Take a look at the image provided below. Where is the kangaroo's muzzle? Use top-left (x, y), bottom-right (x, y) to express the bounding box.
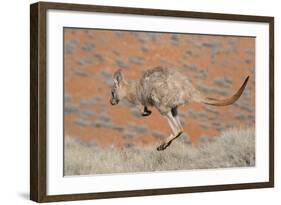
top-left (110, 98), bottom-right (119, 105)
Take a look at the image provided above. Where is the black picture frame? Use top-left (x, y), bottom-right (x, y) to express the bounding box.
top-left (30, 1), bottom-right (274, 202)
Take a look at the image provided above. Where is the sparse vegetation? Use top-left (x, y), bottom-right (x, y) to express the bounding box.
top-left (64, 127), bottom-right (255, 176)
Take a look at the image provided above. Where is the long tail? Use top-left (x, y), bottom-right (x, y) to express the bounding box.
top-left (200, 76), bottom-right (249, 106)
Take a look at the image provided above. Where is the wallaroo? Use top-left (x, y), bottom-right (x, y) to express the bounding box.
top-left (110, 67), bottom-right (249, 151)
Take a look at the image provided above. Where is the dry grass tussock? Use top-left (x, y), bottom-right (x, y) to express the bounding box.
top-left (64, 127), bottom-right (255, 176)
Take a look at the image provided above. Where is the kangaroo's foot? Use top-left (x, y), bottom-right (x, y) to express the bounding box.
top-left (157, 140), bottom-right (172, 151)
top-left (156, 131), bottom-right (183, 151)
top-left (142, 107), bottom-right (152, 117)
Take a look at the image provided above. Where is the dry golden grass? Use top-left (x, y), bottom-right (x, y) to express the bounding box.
top-left (64, 127), bottom-right (255, 176)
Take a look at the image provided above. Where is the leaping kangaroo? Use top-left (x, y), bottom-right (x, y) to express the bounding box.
top-left (110, 67), bottom-right (249, 151)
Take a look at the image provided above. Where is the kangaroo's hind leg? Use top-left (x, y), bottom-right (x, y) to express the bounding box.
top-left (171, 107), bottom-right (183, 130)
top-left (157, 109), bottom-right (183, 151)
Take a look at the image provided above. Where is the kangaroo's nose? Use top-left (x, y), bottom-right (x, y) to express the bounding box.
top-left (110, 98), bottom-right (114, 105)
top-left (110, 98), bottom-right (117, 105)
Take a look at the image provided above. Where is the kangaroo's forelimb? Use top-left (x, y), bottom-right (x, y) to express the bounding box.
top-left (142, 106), bottom-right (152, 117)
top-left (136, 104), bottom-right (152, 117)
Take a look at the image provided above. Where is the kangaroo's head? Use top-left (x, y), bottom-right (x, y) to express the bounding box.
top-left (110, 69), bottom-right (126, 105)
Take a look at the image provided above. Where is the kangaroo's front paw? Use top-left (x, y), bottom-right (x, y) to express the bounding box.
top-left (142, 110), bottom-right (152, 117)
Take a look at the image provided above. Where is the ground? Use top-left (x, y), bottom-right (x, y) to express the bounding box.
top-left (64, 127), bottom-right (255, 175)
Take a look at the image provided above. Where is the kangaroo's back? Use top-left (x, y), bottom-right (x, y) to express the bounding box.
top-left (137, 67), bottom-right (198, 109)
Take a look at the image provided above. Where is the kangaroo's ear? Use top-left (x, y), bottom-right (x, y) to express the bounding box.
top-left (113, 69), bottom-right (123, 85)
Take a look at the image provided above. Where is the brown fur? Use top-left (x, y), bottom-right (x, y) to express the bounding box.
top-left (110, 67), bottom-right (249, 151)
